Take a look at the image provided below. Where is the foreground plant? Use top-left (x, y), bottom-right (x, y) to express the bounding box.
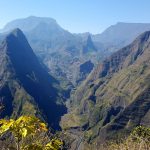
top-left (0, 116), bottom-right (63, 150)
top-left (104, 126), bottom-right (150, 150)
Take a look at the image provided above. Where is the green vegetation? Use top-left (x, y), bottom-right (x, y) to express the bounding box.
top-left (0, 116), bottom-right (63, 150)
top-left (131, 126), bottom-right (150, 141)
top-left (61, 31), bottom-right (150, 142)
top-left (105, 126), bottom-right (150, 150)
top-left (84, 126), bottom-right (150, 150)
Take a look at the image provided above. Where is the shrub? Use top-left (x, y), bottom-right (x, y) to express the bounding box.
top-left (0, 116), bottom-right (63, 150)
top-left (131, 126), bottom-right (150, 141)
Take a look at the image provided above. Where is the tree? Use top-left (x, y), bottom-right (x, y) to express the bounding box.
top-left (0, 116), bottom-right (63, 150)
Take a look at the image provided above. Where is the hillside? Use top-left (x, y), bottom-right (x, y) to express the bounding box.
top-left (0, 28), bottom-right (66, 130)
top-left (61, 31), bottom-right (150, 143)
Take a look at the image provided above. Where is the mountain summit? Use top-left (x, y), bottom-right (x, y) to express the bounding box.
top-left (2, 16), bottom-right (57, 32)
top-left (93, 22), bottom-right (150, 51)
top-left (0, 28), bottom-right (66, 130)
top-left (83, 35), bottom-right (97, 54)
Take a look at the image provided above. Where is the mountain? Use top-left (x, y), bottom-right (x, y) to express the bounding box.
top-left (92, 22), bottom-right (150, 52)
top-left (2, 16), bottom-right (57, 32)
top-left (1, 16), bottom-right (101, 86)
top-left (3, 18), bottom-right (150, 88)
top-left (0, 28), bottom-right (66, 130)
top-left (61, 31), bottom-right (150, 143)
top-left (82, 35), bottom-right (97, 54)
top-left (1, 16), bottom-right (78, 53)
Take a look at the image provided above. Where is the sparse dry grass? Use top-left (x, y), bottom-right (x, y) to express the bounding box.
top-left (87, 138), bottom-right (150, 150)
top-left (88, 126), bottom-right (150, 150)
top-left (104, 138), bottom-right (150, 150)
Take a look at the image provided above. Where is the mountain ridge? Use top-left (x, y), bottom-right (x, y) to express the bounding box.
top-left (61, 30), bottom-right (150, 142)
top-left (2, 17), bottom-right (150, 86)
top-left (0, 28), bottom-right (66, 130)
top-left (92, 22), bottom-right (150, 52)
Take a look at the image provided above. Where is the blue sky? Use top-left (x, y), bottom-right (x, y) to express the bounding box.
top-left (0, 0), bottom-right (150, 34)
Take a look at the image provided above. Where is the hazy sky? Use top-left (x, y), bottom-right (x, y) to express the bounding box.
top-left (0, 0), bottom-right (150, 34)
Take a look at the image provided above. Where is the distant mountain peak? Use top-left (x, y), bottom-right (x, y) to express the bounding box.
top-left (27, 15), bottom-right (56, 20)
top-left (82, 34), bottom-right (97, 54)
top-left (26, 16), bottom-right (57, 24)
top-left (92, 22), bottom-right (150, 52)
top-left (2, 16), bottom-right (58, 33)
